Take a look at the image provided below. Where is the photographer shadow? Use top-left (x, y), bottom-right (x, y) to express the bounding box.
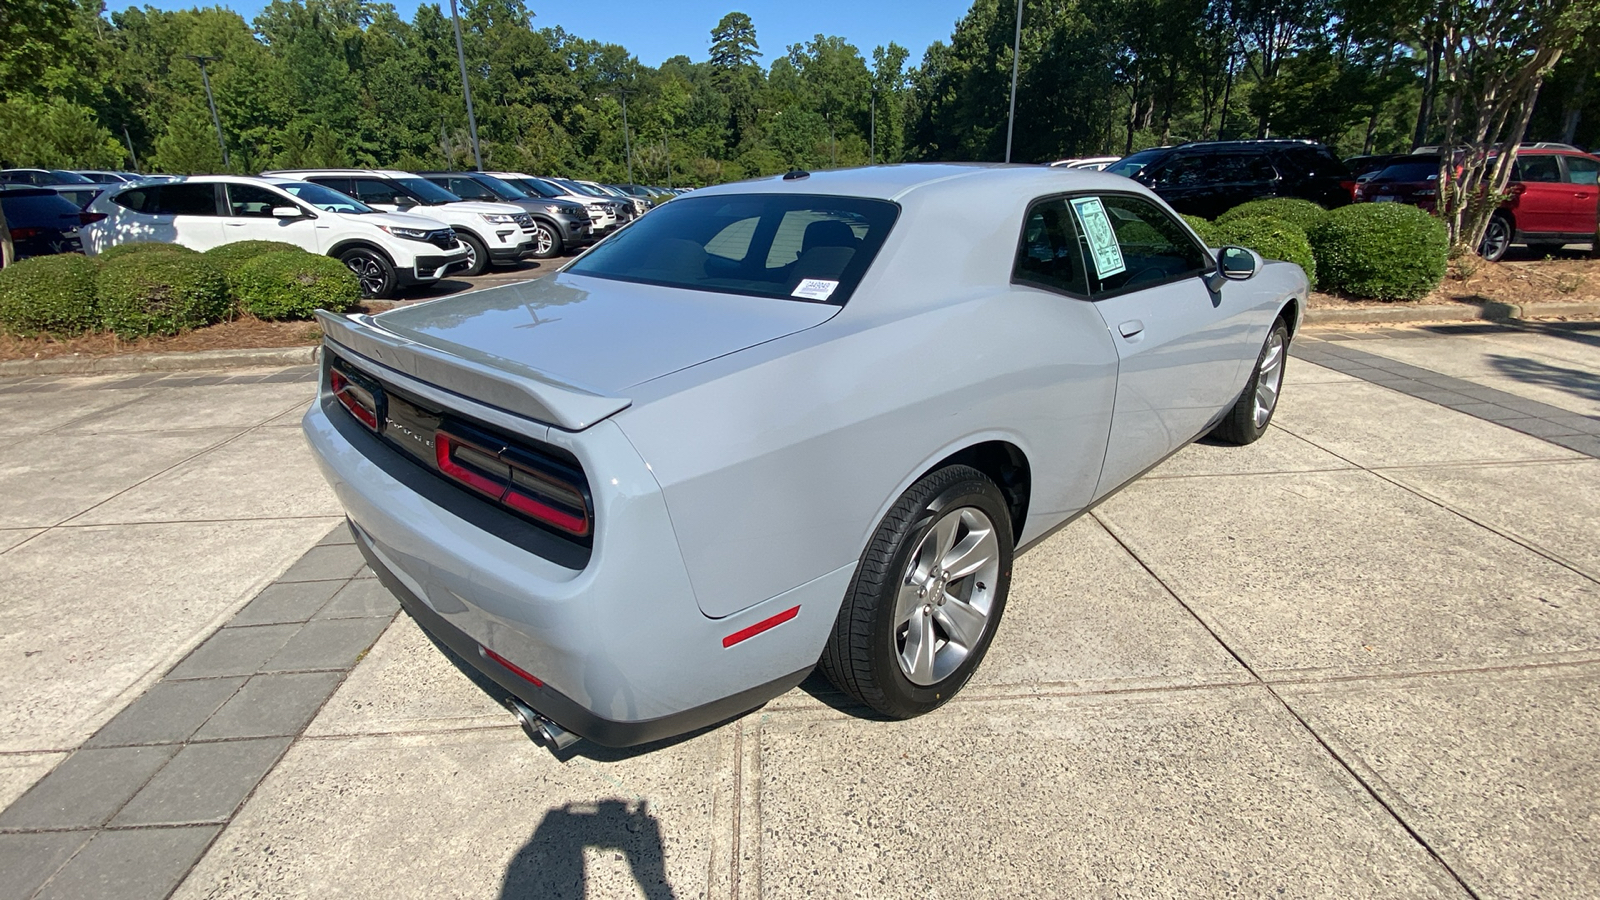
top-left (500, 798), bottom-right (678, 900)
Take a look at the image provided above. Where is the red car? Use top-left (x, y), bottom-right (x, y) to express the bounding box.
top-left (1356, 146), bottom-right (1599, 261)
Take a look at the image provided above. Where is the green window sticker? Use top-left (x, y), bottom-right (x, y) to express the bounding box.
top-left (1069, 197), bottom-right (1126, 279)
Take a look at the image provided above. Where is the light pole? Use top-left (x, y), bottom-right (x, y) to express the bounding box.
top-left (185, 55), bottom-right (229, 170)
top-left (870, 85), bottom-right (877, 165)
top-left (448, 0), bottom-right (482, 170)
top-left (1004, 0), bottom-right (1022, 163)
top-left (598, 90), bottom-right (635, 185)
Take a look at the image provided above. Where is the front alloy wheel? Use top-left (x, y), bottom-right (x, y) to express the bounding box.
top-left (530, 221), bottom-right (562, 259)
top-left (338, 248), bottom-right (395, 299)
top-left (820, 464), bottom-right (1013, 718)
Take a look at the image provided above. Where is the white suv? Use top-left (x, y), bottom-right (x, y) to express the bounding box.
top-left (266, 169), bottom-right (536, 276)
top-left (83, 175), bottom-right (470, 299)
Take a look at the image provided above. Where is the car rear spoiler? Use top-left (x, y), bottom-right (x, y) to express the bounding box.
top-left (316, 311), bottom-right (631, 431)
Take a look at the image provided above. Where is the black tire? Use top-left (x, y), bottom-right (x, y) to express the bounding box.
top-left (1212, 317), bottom-right (1290, 445)
top-left (338, 247), bottom-right (396, 299)
top-left (1479, 214), bottom-right (1513, 263)
top-left (457, 232), bottom-right (490, 276)
top-left (820, 465), bottom-right (1013, 719)
top-left (530, 220), bottom-right (563, 259)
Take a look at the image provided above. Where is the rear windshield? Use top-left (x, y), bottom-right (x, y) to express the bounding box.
top-left (567, 193), bottom-right (899, 305)
top-left (1372, 161), bottom-right (1439, 183)
top-left (1105, 149), bottom-right (1166, 178)
top-left (1, 192), bottom-right (83, 224)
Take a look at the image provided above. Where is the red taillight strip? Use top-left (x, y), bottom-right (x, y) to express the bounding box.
top-left (503, 489), bottom-right (590, 537)
top-left (481, 645), bottom-right (544, 686)
top-left (722, 606), bottom-right (800, 648)
top-left (330, 369), bottom-right (379, 430)
top-left (435, 432), bottom-right (508, 499)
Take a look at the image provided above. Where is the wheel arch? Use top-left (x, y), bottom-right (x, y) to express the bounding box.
top-left (326, 239), bottom-right (395, 265)
top-left (925, 440), bottom-right (1032, 546)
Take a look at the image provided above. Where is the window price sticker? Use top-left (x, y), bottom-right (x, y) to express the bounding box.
top-left (1069, 197), bottom-right (1127, 279)
top-left (792, 278), bottom-right (840, 301)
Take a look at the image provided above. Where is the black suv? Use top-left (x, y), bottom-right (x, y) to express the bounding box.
top-left (419, 171), bottom-right (592, 259)
top-left (0, 187), bottom-right (96, 262)
top-left (1105, 140), bottom-right (1353, 219)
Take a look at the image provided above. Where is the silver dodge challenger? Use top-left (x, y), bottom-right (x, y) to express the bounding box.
top-left (304, 164), bottom-right (1304, 750)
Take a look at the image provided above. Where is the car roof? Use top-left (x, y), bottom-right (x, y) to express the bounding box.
top-left (687, 163), bottom-right (1146, 204)
top-left (262, 169), bottom-right (420, 178)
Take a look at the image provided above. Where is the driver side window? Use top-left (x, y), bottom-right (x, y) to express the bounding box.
top-left (1080, 195), bottom-right (1211, 296)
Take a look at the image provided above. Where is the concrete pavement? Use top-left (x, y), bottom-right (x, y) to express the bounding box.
top-left (2, 322), bottom-right (1599, 898)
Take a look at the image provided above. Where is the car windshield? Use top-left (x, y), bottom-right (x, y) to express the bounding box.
top-left (280, 181), bottom-right (374, 214)
top-left (394, 176), bottom-right (461, 205)
top-left (1373, 161), bottom-right (1439, 183)
top-left (1104, 150), bottom-right (1166, 178)
top-left (567, 193), bottom-right (898, 306)
top-left (48, 169), bottom-right (96, 184)
top-left (556, 179), bottom-right (606, 197)
top-left (513, 178), bottom-right (563, 199)
top-left (473, 174), bottom-right (530, 200)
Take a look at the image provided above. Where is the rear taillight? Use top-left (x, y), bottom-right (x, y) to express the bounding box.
top-left (79, 212), bottom-right (106, 225)
top-left (436, 425), bottom-right (592, 538)
top-left (329, 366), bottom-right (382, 431)
top-left (9, 227), bottom-right (41, 240)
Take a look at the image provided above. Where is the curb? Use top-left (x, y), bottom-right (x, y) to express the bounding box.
top-left (0, 345), bottom-right (320, 377)
top-left (1305, 299), bottom-right (1600, 326)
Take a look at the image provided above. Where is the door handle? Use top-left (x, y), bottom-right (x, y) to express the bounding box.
top-left (1118, 320), bottom-right (1145, 338)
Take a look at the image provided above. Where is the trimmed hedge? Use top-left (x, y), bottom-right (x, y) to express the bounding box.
top-left (1210, 215), bottom-right (1317, 287)
top-left (231, 251), bottom-right (360, 320)
top-left (97, 253), bottom-right (230, 338)
top-left (1310, 203), bottom-right (1447, 301)
top-left (96, 241), bottom-right (199, 262)
top-left (1216, 198), bottom-right (1329, 233)
top-left (0, 254), bottom-right (100, 337)
top-left (1180, 214), bottom-right (1215, 244)
top-left (203, 240), bottom-right (306, 276)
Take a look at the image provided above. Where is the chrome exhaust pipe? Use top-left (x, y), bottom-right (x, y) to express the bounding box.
top-left (509, 698), bottom-right (580, 752)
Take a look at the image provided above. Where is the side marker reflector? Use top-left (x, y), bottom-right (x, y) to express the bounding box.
top-left (481, 645), bottom-right (544, 687)
top-left (722, 605), bottom-right (800, 648)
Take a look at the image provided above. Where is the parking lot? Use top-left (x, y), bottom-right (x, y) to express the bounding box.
top-left (1, 318), bottom-right (1598, 899)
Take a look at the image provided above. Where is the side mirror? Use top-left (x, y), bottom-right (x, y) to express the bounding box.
top-left (271, 206), bottom-right (304, 219)
top-left (1206, 246), bottom-right (1260, 292)
top-left (395, 197), bottom-right (417, 210)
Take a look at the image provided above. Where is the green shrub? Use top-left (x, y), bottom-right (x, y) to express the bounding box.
top-left (97, 252), bottom-right (230, 338)
top-left (1217, 198), bottom-right (1329, 233)
top-left (1310, 203), bottom-right (1447, 301)
top-left (1210, 215), bottom-right (1317, 287)
top-left (96, 241), bottom-right (199, 262)
top-left (230, 251), bottom-right (359, 320)
top-left (203, 240), bottom-right (307, 275)
top-left (0, 253), bottom-right (100, 337)
top-left (1180, 214), bottom-right (1215, 244)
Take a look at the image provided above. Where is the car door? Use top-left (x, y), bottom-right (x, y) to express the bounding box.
top-left (1075, 192), bottom-right (1264, 495)
top-left (1559, 154), bottom-right (1599, 236)
top-left (220, 182), bottom-right (322, 251)
top-left (152, 182), bottom-right (224, 249)
top-left (1511, 154), bottom-right (1568, 234)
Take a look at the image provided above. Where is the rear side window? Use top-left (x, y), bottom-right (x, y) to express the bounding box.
top-left (1516, 155), bottom-right (1562, 183)
top-left (567, 193), bottom-right (898, 305)
top-left (111, 184), bottom-right (218, 215)
top-left (1013, 198), bottom-right (1089, 296)
top-left (1207, 154), bottom-right (1276, 184)
top-left (1563, 156), bottom-right (1598, 185)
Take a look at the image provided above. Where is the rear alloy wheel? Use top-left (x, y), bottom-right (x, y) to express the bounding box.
top-left (820, 465), bottom-right (1013, 719)
top-left (530, 221), bottom-right (563, 259)
top-left (1212, 317), bottom-right (1289, 445)
top-left (338, 247), bottom-right (396, 299)
top-left (1479, 214), bottom-right (1513, 263)
top-left (458, 233), bottom-right (490, 276)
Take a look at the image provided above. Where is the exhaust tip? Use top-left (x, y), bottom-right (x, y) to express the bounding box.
top-left (509, 698), bottom-right (580, 753)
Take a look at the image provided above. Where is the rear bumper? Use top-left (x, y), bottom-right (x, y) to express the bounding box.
top-left (301, 357), bottom-right (845, 746)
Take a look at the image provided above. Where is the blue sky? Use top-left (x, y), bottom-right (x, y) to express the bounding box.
top-left (121, 0), bottom-right (979, 67)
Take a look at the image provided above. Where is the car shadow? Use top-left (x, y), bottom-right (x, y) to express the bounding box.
top-left (500, 798), bottom-right (678, 900)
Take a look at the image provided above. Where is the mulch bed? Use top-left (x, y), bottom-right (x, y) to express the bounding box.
top-left (1309, 254), bottom-right (1599, 309)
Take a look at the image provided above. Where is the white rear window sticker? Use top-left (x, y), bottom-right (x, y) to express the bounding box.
top-left (791, 278), bottom-right (840, 301)
top-left (1070, 197), bottom-right (1127, 279)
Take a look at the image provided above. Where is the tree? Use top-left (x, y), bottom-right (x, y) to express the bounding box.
top-left (1430, 0), bottom-right (1596, 257)
top-left (709, 12), bottom-right (760, 70)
